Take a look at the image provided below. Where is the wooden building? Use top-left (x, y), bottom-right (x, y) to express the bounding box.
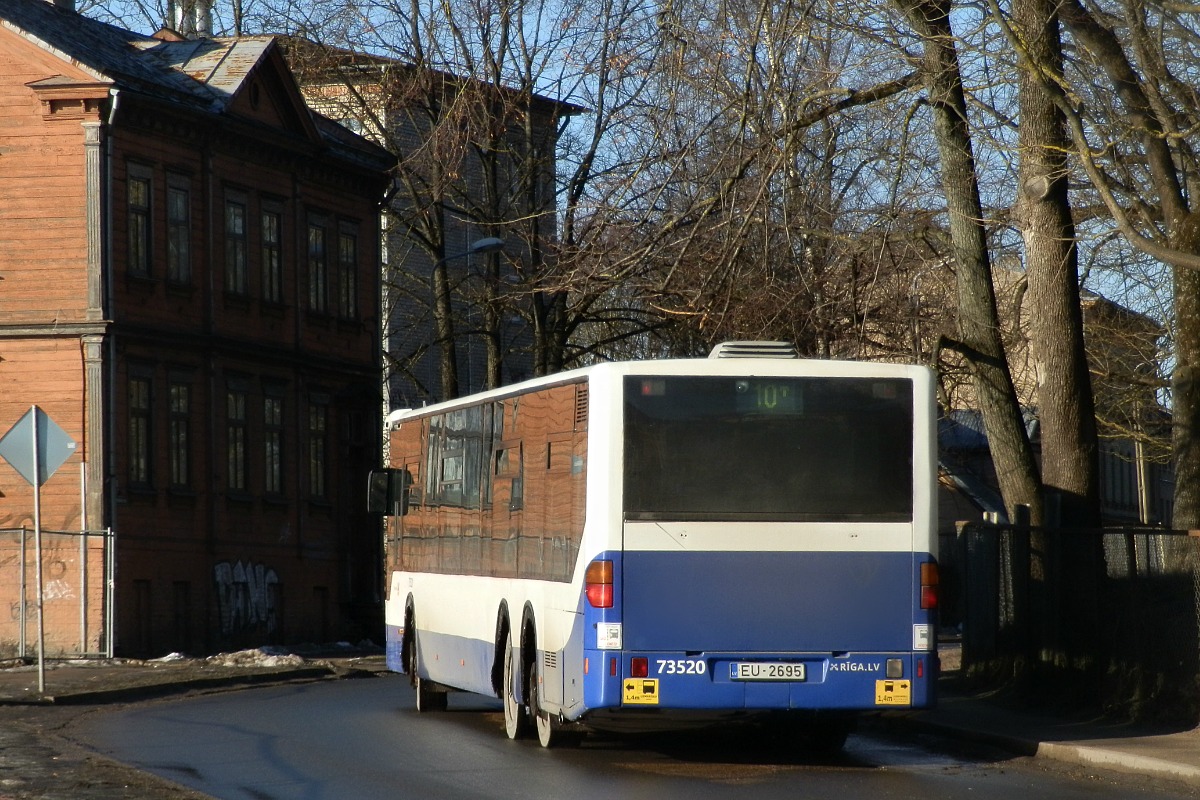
top-left (0, 0), bottom-right (392, 657)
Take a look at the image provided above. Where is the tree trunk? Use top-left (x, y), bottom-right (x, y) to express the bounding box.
top-left (1057, 0), bottom-right (1197, 527)
top-left (895, 0), bottom-right (1044, 523)
top-left (1014, 0), bottom-right (1105, 678)
top-left (1016, 0), bottom-right (1101, 528)
top-left (1172, 215), bottom-right (1200, 527)
top-left (432, 240), bottom-right (460, 400)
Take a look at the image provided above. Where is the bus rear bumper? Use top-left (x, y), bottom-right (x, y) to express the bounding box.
top-left (581, 650), bottom-right (937, 715)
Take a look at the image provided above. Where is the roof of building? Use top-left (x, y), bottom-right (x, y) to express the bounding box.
top-left (0, 0), bottom-right (392, 171)
top-left (279, 35), bottom-right (589, 118)
top-left (937, 409), bottom-right (1039, 522)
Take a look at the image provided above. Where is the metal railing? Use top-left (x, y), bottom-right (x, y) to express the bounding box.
top-left (0, 527), bottom-right (115, 660)
top-left (952, 522), bottom-right (1200, 723)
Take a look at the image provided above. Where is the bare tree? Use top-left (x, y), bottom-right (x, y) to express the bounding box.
top-left (1004, 0), bottom-right (1103, 528)
top-left (1011, 0), bottom-right (1200, 529)
top-left (893, 0), bottom-right (1044, 523)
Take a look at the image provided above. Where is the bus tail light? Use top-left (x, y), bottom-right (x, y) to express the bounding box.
top-left (920, 561), bottom-right (939, 609)
top-left (585, 560), bottom-right (613, 608)
top-left (631, 657), bottom-right (648, 678)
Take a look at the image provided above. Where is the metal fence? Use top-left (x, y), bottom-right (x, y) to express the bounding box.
top-left (952, 522), bottom-right (1200, 724)
top-left (0, 527), bottom-right (114, 660)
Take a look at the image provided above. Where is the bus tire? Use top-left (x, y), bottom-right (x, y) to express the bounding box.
top-left (502, 634), bottom-right (528, 739)
top-left (805, 718), bottom-right (852, 755)
top-left (529, 667), bottom-right (580, 748)
top-left (530, 664), bottom-right (554, 747)
top-left (415, 672), bottom-right (448, 712)
top-left (408, 613), bottom-right (447, 712)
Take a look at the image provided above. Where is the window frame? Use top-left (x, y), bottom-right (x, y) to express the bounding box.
top-left (261, 206), bottom-right (284, 305)
top-left (128, 372), bottom-right (153, 489)
top-left (264, 393), bottom-right (284, 496)
top-left (168, 379), bottom-right (191, 489)
top-left (225, 195), bottom-right (249, 295)
top-left (308, 399), bottom-right (328, 499)
top-left (127, 167), bottom-right (153, 278)
top-left (166, 176), bottom-right (191, 285)
top-left (307, 220), bottom-right (328, 313)
top-left (337, 226), bottom-right (358, 320)
top-left (227, 387), bottom-right (249, 493)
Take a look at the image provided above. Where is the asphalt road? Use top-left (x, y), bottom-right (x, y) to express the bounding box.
top-left (65, 673), bottom-right (1200, 800)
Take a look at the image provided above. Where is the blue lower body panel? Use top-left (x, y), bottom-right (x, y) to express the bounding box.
top-left (386, 622), bottom-right (496, 698)
top-left (584, 649), bottom-right (937, 712)
top-left (385, 623), bottom-right (404, 673)
top-left (580, 548), bottom-right (939, 718)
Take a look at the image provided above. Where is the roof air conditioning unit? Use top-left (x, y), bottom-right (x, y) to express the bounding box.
top-left (708, 341), bottom-right (799, 359)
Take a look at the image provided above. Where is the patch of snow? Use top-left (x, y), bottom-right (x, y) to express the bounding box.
top-left (205, 648), bottom-right (306, 668)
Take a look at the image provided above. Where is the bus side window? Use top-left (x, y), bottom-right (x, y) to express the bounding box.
top-left (494, 445), bottom-right (524, 512)
top-left (405, 463), bottom-right (422, 506)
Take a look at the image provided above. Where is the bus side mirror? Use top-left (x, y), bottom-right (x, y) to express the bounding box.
top-left (368, 468), bottom-right (412, 516)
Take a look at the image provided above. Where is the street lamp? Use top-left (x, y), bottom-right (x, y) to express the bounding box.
top-left (467, 236), bottom-right (505, 256)
top-left (431, 237), bottom-right (506, 270)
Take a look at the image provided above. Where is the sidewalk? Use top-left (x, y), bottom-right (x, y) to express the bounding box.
top-left (1, 644), bottom-right (1198, 789)
top-left (899, 686), bottom-right (1200, 787)
top-left (0, 643), bottom-right (388, 706)
top-left (892, 643), bottom-right (1200, 789)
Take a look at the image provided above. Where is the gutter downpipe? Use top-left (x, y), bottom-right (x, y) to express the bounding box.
top-left (103, 87), bottom-right (120, 658)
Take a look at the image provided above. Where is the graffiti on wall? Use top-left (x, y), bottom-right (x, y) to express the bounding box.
top-left (43, 558), bottom-right (74, 601)
top-left (213, 560), bottom-right (279, 636)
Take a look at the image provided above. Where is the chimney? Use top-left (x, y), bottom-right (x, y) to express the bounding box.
top-left (197, 0), bottom-right (213, 36)
top-left (171, 0), bottom-right (213, 39)
top-left (51, 0), bottom-right (76, 11)
top-left (175, 0), bottom-right (196, 36)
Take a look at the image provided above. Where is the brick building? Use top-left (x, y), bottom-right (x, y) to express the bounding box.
top-left (0, 0), bottom-right (392, 657)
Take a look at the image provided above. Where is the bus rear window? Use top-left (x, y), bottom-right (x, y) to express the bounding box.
top-left (622, 376), bottom-right (913, 521)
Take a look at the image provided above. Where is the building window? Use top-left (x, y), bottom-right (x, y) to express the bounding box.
top-left (264, 396), bottom-right (283, 495)
top-left (262, 210), bottom-right (283, 304)
top-left (128, 175), bottom-right (151, 277)
top-left (309, 401), bottom-right (327, 498)
top-left (225, 199), bottom-right (247, 294)
top-left (227, 390), bottom-right (247, 492)
top-left (168, 382), bottom-right (190, 488)
top-left (338, 230), bottom-right (358, 319)
top-left (166, 183), bottom-right (190, 284)
top-left (129, 376), bottom-right (152, 487)
top-left (308, 223), bottom-right (327, 313)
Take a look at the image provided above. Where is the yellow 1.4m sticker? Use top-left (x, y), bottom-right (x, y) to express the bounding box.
top-left (623, 678), bottom-right (660, 705)
top-left (875, 679), bottom-right (912, 706)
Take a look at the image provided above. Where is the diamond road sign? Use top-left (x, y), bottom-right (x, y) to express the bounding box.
top-left (0, 407), bottom-right (77, 487)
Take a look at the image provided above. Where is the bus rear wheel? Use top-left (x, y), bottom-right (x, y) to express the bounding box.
top-left (805, 722), bottom-right (851, 755)
top-left (415, 673), bottom-right (447, 712)
top-left (529, 660), bottom-right (578, 748)
top-left (759, 712), bottom-right (853, 755)
top-left (530, 667), bottom-right (555, 747)
top-left (407, 615), bottom-right (447, 712)
top-left (502, 635), bottom-right (528, 739)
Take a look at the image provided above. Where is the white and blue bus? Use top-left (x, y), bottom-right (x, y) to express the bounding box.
top-left (371, 342), bottom-right (939, 748)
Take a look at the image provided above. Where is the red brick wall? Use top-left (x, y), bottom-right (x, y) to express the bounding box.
top-left (0, 26), bottom-right (387, 657)
top-left (0, 42), bottom-right (92, 327)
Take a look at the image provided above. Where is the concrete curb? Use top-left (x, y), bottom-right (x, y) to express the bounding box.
top-left (0, 664), bottom-right (362, 707)
top-left (906, 716), bottom-right (1200, 788)
top-left (1034, 740), bottom-right (1200, 786)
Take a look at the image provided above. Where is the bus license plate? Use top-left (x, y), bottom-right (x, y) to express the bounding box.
top-left (730, 662), bottom-right (806, 681)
